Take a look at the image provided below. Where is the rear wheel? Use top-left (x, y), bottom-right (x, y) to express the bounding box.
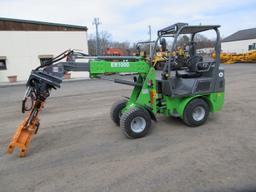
top-left (110, 99), bottom-right (127, 126)
top-left (120, 107), bottom-right (151, 138)
top-left (183, 98), bottom-right (209, 127)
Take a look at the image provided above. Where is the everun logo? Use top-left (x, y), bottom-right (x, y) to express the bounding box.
top-left (111, 62), bottom-right (130, 68)
top-left (219, 72), bottom-right (224, 77)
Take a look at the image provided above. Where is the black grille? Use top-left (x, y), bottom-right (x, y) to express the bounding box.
top-left (196, 81), bottom-right (211, 92)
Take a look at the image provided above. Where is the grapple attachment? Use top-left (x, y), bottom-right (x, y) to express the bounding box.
top-left (6, 101), bottom-right (43, 157)
top-left (6, 70), bottom-right (62, 157)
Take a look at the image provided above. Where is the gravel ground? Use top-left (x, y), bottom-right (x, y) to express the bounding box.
top-left (0, 64), bottom-right (256, 192)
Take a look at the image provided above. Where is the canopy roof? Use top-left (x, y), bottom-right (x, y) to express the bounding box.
top-left (158, 23), bottom-right (220, 36)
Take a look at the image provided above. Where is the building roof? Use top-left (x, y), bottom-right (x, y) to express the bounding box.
top-left (0, 17), bottom-right (87, 31)
top-left (222, 28), bottom-right (256, 42)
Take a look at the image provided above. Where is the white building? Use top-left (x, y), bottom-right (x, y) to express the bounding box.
top-left (222, 28), bottom-right (256, 54)
top-left (0, 18), bottom-right (88, 82)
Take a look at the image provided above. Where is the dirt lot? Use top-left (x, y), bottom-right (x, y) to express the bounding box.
top-left (0, 64), bottom-right (256, 192)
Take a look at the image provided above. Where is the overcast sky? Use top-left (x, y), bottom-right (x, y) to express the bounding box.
top-left (0, 0), bottom-right (255, 42)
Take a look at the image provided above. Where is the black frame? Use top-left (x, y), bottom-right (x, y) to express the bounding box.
top-left (151, 23), bottom-right (221, 78)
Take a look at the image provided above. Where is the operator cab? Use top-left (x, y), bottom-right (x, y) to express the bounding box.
top-left (152, 23), bottom-right (224, 97)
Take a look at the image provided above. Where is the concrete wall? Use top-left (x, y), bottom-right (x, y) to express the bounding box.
top-left (0, 31), bottom-right (88, 82)
top-left (222, 39), bottom-right (256, 54)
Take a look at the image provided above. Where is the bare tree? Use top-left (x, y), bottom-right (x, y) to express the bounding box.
top-left (88, 34), bottom-right (97, 55)
top-left (194, 34), bottom-right (215, 49)
top-left (110, 41), bottom-right (130, 54)
top-left (88, 31), bottom-right (112, 55)
top-left (99, 31), bottom-right (112, 54)
top-left (175, 34), bottom-right (215, 49)
top-left (90, 29), bottom-right (172, 56)
top-left (88, 30), bottom-right (134, 55)
top-left (176, 35), bottom-right (190, 48)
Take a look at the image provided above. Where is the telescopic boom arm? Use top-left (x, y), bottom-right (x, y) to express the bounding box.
top-left (6, 50), bottom-right (151, 157)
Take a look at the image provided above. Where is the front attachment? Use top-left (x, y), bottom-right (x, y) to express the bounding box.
top-left (6, 69), bottom-right (61, 157)
top-left (6, 101), bottom-right (44, 157)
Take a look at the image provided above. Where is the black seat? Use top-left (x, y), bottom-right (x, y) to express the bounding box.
top-left (176, 55), bottom-right (203, 78)
top-left (187, 55), bottom-right (203, 72)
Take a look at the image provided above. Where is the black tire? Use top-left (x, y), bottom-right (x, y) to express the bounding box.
top-left (183, 98), bottom-right (209, 127)
top-left (120, 107), bottom-right (151, 138)
top-left (110, 99), bottom-right (127, 126)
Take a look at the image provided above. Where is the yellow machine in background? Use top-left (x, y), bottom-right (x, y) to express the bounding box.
top-left (152, 47), bottom-right (188, 70)
top-left (152, 51), bottom-right (168, 69)
top-left (213, 50), bottom-right (256, 64)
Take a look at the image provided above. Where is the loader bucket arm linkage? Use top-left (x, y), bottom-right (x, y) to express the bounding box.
top-left (6, 50), bottom-right (150, 157)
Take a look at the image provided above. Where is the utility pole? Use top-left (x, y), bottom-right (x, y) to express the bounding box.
top-left (92, 18), bottom-right (101, 56)
top-left (148, 25), bottom-right (152, 57)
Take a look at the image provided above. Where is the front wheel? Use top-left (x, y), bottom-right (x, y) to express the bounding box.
top-left (110, 99), bottom-right (127, 126)
top-left (120, 108), bottom-right (152, 138)
top-left (183, 98), bottom-right (209, 127)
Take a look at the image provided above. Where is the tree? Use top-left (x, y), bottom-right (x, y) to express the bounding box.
top-left (88, 34), bottom-right (97, 55)
top-left (176, 35), bottom-right (190, 48)
top-left (88, 30), bottom-right (133, 55)
top-left (175, 34), bottom-right (215, 50)
top-left (88, 31), bottom-right (112, 55)
top-left (99, 31), bottom-right (112, 54)
top-left (194, 34), bottom-right (215, 49)
top-left (110, 41), bottom-right (130, 55)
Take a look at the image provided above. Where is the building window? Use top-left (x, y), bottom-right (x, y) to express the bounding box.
top-left (248, 43), bottom-right (256, 51)
top-left (0, 56), bottom-right (7, 70)
top-left (38, 55), bottom-right (53, 66)
top-left (40, 58), bottom-right (52, 65)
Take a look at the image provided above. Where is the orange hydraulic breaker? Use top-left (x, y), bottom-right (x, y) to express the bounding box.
top-left (6, 101), bottom-right (44, 157)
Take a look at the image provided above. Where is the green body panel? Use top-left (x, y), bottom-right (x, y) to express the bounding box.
top-left (162, 92), bottom-right (225, 119)
top-left (89, 60), bottom-right (150, 77)
top-left (163, 96), bottom-right (189, 117)
top-left (204, 92), bottom-right (225, 112)
top-left (88, 59), bottom-right (224, 119)
top-left (125, 67), bottom-right (157, 113)
top-left (89, 59), bottom-right (158, 114)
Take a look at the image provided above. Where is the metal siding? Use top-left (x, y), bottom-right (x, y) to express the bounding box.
top-left (222, 39), bottom-right (256, 53)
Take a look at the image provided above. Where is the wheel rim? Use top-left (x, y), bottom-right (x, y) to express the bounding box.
top-left (192, 106), bottom-right (205, 121)
top-left (131, 116), bottom-right (146, 133)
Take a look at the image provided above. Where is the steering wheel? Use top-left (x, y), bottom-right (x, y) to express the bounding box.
top-left (187, 55), bottom-right (203, 72)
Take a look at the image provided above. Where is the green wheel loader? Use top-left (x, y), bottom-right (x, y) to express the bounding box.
top-left (7, 23), bottom-right (224, 157)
